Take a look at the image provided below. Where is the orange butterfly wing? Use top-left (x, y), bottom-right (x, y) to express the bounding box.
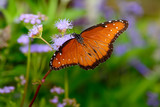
top-left (50, 20), bottom-right (128, 70)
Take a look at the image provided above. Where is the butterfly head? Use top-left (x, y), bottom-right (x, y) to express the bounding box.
top-left (71, 33), bottom-right (83, 44)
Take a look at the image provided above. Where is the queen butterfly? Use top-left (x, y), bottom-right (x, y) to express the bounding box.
top-left (50, 20), bottom-right (128, 70)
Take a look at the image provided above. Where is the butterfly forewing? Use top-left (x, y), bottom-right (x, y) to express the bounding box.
top-left (50, 20), bottom-right (128, 70)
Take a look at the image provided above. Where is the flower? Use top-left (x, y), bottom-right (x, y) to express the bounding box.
top-left (0, 0), bottom-right (7, 9)
top-left (57, 103), bottom-right (65, 107)
top-left (62, 98), bottom-right (79, 106)
top-left (119, 1), bottom-right (145, 47)
top-left (0, 86), bottom-right (15, 94)
top-left (147, 92), bottom-right (159, 107)
top-left (55, 19), bottom-right (73, 31)
top-left (50, 86), bottom-right (64, 94)
top-left (129, 59), bottom-right (150, 77)
top-left (20, 44), bottom-right (52, 53)
top-left (50, 96), bottom-right (59, 104)
top-left (119, 1), bottom-right (143, 16)
top-left (28, 25), bottom-right (43, 38)
top-left (19, 13), bottom-right (47, 25)
top-left (114, 44), bottom-right (129, 56)
top-left (17, 34), bottom-right (29, 45)
top-left (52, 34), bottom-right (73, 50)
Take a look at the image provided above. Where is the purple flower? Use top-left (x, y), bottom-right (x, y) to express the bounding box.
top-left (28, 25), bottom-right (43, 38)
top-left (119, 1), bottom-right (143, 16)
top-left (57, 103), bottom-right (64, 107)
top-left (147, 92), bottom-right (159, 107)
top-left (17, 34), bottom-right (29, 45)
top-left (19, 13), bottom-right (47, 25)
top-left (50, 96), bottom-right (59, 104)
top-left (0, 0), bottom-right (7, 9)
top-left (20, 75), bottom-right (26, 85)
top-left (20, 44), bottom-right (52, 53)
top-left (148, 22), bottom-right (160, 45)
top-left (0, 86), bottom-right (15, 94)
top-left (50, 86), bottom-right (64, 94)
top-left (55, 19), bottom-right (73, 31)
top-left (72, 0), bottom-right (85, 8)
top-left (114, 44), bottom-right (129, 56)
top-left (129, 59), bottom-right (150, 77)
top-left (119, 1), bottom-right (145, 47)
top-left (52, 34), bottom-right (73, 51)
top-left (99, 0), bottom-right (115, 20)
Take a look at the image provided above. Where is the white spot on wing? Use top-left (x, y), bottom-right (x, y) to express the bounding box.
top-left (58, 62), bottom-right (60, 64)
top-left (105, 25), bottom-right (107, 27)
top-left (116, 27), bottom-right (118, 29)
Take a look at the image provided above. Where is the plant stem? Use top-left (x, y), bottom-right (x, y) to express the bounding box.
top-left (65, 70), bottom-right (69, 99)
top-left (29, 69), bottom-right (52, 107)
top-left (20, 38), bottom-right (31, 107)
top-left (39, 37), bottom-right (53, 50)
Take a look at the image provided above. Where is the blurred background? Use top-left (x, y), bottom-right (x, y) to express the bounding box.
top-left (0, 0), bottom-right (160, 107)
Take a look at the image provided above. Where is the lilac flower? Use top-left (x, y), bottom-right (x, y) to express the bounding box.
top-left (19, 13), bottom-right (47, 25)
top-left (148, 22), bottom-right (160, 44)
top-left (52, 34), bottom-right (73, 50)
top-left (62, 98), bottom-right (79, 106)
top-left (28, 25), bottom-right (43, 38)
top-left (147, 92), bottom-right (159, 107)
top-left (50, 96), bottom-right (59, 104)
top-left (50, 86), bottom-right (64, 94)
top-left (57, 103), bottom-right (64, 107)
top-left (55, 19), bottom-right (73, 31)
top-left (120, 2), bottom-right (143, 16)
top-left (20, 44), bottom-right (52, 53)
top-left (0, 86), bottom-right (15, 94)
top-left (119, 1), bottom-right (145, 47)
top-left (114, 44), bottom-right (129, 56)
top-left (0, 0), bottom-right (7, 9)
top-left (99, 0), bottom-right (115, 20)
top-left (72, 0), bottom-right (85, 8)
top-left (129, 59), bottom-right (150, 77)
top-left (17, 34), bottom-right (29, 45)
top-left (20, 75), bottom-right (26, 85)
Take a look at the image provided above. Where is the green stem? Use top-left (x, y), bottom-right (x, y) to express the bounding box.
top-left (40, 37), bottom-right (53, 50)
top-left (20, 38), bottom-right (31, 107)
top-left (65, 70), bottom-right (69, 99)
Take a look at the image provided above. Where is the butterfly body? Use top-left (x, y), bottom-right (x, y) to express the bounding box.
top-left (72, 33), bottom-right (84, 44)
top-left (50, 20), bottom-right (128, 70)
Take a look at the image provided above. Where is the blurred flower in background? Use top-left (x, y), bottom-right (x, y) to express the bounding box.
top-left (147, 92), bottom-right (160, 107)
top-left (0, 86), bottom-right (15, 94)
top-left (129, 59), bottom-right (150, 77)
top-left (50, 96), bottom-right (59, 104)
top-left (15, 75), bottom-right (26, 85)
top-left (19, 44), bottom-right (52, 53)
top-left (50, 86), bottom-right (64, 94)
top-left (0, 0), bottom-right (7, 9)
top-left (19, 13), bottom-right (47, 25)
top-left (114, 44), bottom-right (130, 56)
top-left (17, 34), bottom-right (29, 45)
top-left (119, 1), bottom-right (145, 47)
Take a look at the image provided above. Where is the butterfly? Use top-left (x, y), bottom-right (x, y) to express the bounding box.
top-left (49, 20), bottom-right (128, 70)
